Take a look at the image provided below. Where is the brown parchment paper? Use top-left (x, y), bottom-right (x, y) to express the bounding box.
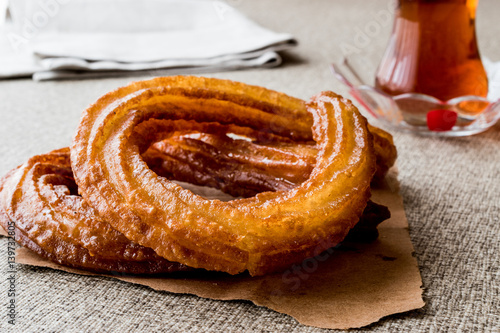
top-left (3, 169), bottom-right (424, 330)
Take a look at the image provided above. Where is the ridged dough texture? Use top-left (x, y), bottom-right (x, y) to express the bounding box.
top-left (143, 124), bottom-right (396, 197)
top-left (0, 148), bottom-right (191, 274)
top-left (70, 76), bottom-right (379, 276)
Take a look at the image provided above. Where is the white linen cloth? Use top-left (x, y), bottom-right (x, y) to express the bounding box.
top-left (0, 0), bottom-right (297, 80)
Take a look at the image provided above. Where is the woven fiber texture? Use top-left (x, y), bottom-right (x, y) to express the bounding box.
top-left (1, 0), bottom-right (499, 331)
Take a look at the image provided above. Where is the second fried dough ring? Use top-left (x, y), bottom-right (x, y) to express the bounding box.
top-left (0, 148), bottom-right (190, 274)
top-left (71, 76), bottom-right (377, 276)
top-left (143, 123), bottom-right (396, 198)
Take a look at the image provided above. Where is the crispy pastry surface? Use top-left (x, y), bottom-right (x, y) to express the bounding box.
top-left (0, 148), bottom-right (191, 274)
top-left (0, 76), bottom-right (396, 276)
top-left (0, 147), bottom-right (388, 275)
top-left (71, 76), bottom-right (379, 276)
top-left (143, 125), bottom-right (396, 198)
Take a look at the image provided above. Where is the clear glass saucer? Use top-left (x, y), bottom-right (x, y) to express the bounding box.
top-left (331, 59), bottom-right (500, 137)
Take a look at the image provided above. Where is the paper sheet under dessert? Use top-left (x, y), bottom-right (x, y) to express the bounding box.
top-left (2, 169), bottom-right (424, 329)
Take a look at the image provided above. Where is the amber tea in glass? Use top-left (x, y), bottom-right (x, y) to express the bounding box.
top-left (375, 0), bottom-right (488, 102)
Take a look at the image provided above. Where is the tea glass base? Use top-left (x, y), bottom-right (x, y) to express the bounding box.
top-left (331, 61), bottom-right (500, 137)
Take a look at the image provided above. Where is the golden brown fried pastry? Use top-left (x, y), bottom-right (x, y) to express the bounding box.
top-left (0, 145), bottom-right (388, 275)
top-left (0, 148), bottom-right (191, 274)
top-left (71, 76), bottom-right (378, 276)
top-left (368, 125), bottom-right (397, 182)
top-left (143, 124), bottom-right (396, 198)
top-left (143, 132), bottom-right (312, 197)
top-left (0, 76), bottom-right (397, 276)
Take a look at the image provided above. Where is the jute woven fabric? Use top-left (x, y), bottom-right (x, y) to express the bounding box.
top-left (0, 0), bottom-right (499, 331)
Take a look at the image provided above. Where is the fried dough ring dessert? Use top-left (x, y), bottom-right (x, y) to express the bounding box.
top-left (71, 76), bottom-right (378, 276)
top-left (0, 145), bottom-right (388, 274)
top-left (0, 148), bottom-right (191, 274)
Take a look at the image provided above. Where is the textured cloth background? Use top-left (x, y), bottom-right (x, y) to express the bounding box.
top-left (0, 0), bottom-right (499, 332)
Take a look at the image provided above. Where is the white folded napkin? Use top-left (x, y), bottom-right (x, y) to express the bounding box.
top-left (0, 0), bottom-right (297, 80)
